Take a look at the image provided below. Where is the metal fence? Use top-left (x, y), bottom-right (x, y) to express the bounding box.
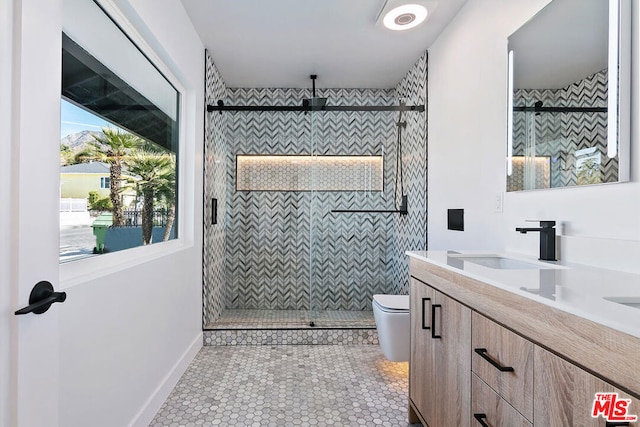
top-left (122, 209), bottom-right (168, 227)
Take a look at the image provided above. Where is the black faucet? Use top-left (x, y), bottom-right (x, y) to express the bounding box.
top-left (515, 220), bottom-right (557, 261)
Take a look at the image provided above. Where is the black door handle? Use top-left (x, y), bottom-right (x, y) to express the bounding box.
top-left (474, 348), bottom-right (515, 372)
top-left (421, 298), bottom-right (430, 330)
top-left (473, 413), bottom-right (490, 427)
top-left (431, 304), bottom-right (442, 339)
top-left (15, 281), bottom-right (66, 315)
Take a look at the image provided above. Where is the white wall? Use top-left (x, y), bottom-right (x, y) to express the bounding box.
top-left (428, 0), bottom-right (640, 273)
top-left (55, 1), bottom-right (205, 425)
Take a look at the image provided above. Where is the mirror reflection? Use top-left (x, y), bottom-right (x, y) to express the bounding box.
top-left (506, 0), bottom-right (629, 191)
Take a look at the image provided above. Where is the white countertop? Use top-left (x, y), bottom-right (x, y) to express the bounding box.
top-left (407, 250), bottom-right (640, 339)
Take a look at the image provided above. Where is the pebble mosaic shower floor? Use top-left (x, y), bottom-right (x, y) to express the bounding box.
top-left (150, 345), bottom-right (418, 427)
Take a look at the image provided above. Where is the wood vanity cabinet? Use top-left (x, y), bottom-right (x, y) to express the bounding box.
top-left (408, 257), bottom-right (639, 427)
top-left (409, 277), bottom-right (471, 427)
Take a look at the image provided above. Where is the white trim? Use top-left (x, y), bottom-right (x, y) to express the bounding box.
top-left (60, 238), bottom-right (193, 289)
top-left (129, 332), bottom-right (203, 427)
top-left (0, 0), bottom-right (14, 424)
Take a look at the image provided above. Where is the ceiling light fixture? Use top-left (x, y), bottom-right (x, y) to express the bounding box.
top-left (383, 4), bottom-right (428, 31)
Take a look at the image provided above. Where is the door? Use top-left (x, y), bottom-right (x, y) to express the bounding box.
top-left (409, 277), bottom-right (436, 425)
top-left (6, 0), bottom-right (64, 425)
top-left (432, 289), bottom-right (471, 426)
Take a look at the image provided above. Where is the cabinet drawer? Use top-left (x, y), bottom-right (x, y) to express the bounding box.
top-left (472, 312), bottom-right (534, 421)
top-left (472, 373), bottom-right (532, 427)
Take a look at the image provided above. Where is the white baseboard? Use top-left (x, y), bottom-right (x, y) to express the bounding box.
top-left (129, 332), bottom-right (203, 427)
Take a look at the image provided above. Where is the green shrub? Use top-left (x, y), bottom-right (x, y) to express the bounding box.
top-left (88, 191), bottom-right (113, 211)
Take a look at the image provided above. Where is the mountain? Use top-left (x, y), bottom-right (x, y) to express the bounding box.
top-left (60, 130), bottom-right (105, 165)
top-left (60, 130), bottom-right (103, 151)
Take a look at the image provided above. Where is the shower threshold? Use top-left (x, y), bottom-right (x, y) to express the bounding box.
top-left (205, 309), bottom-right (376, 330)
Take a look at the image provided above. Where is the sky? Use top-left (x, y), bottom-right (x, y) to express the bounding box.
top-left (60, 99), bottom-right (113, 138)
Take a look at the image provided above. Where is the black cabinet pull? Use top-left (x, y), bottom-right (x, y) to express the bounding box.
top-left (421, 298), bottom-right (430, 330)
top-left (15, 281), bottom-right (66, 315)
top-left (431, 304), bottom-right (442, 339)
top-left (473, 413), bottom-right (490, 427)
top-left (474, 348), bottom-right (515, 372)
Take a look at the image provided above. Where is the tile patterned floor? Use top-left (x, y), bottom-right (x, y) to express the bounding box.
top-left (206, 309), bottom-right (376, 330)
top-left (151, 345), bottom-right (417, 427)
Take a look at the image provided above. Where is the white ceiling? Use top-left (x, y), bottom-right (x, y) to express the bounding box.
top-left (509, 0), bottom-right (608, 90)
top-left (180, 0), bottom-right (468, 89)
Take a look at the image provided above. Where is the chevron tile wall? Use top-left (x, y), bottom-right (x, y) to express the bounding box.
top-left (512, 69), bottom-right (616, 190)
top-left (203, 52), bottom-right (428, 317)
top-left (391, 52), bottom-right (428, 295)
top-left (225, 87), bottom-right (397, 311)
top-left (203, 52), bottom-right (228, 326)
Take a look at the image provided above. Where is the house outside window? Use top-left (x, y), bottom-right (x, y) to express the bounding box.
top-left (100, 176), bottom-right (110, 189)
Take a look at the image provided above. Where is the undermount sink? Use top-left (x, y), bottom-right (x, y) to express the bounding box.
top-left (447, 254), bottom-right (554, 270)
top-left (603, 297), bottom-right (640, 310)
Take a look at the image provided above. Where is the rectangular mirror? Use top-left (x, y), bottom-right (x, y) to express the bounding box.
top-left (506, 0), bottom-right (630, 191)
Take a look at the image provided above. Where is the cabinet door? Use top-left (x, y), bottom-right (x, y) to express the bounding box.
top-left (432, 289), bottom-right (472, 427)
top-left (410, 277), bottom-right (436, 425)
top-left (535, 346), bottom-right (639, 427)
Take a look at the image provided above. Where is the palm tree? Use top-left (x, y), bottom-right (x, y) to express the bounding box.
top-left (125, 151), bottom-right (175, 245)
top-left (76, 127), bottom-right (142, 226)
top-left (156, 157), bottom-right (177, 242)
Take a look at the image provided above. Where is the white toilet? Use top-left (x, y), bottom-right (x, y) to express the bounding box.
top-left (372, 294), bottom-right (410, 362)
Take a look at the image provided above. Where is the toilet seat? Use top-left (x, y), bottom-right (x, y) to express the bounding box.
top-left (372, 294), bottom-right (409, 313)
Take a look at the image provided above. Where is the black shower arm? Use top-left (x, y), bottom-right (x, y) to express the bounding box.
top-left (206, 102), bottom-right (425, 113)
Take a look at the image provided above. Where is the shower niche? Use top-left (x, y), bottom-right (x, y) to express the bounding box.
top-left (203, 55), bottom-right (427, 333)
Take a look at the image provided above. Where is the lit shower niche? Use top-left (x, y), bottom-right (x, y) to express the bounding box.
top-left (236, 155), bottom-right (384, 192)
top-left (506, 156), bottom-right (551, 191)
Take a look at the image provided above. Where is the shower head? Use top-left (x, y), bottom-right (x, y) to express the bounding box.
top-left (302, 75), bottom-right (327, 110)
top-left (301, 97), bottom-right (327, 110)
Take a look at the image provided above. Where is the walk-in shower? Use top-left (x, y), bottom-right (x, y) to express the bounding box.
top-left (203, 53), bottom-right (427, 333)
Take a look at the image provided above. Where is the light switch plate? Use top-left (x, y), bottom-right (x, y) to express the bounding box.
top-left (494, 193), bottom-right (503, 213)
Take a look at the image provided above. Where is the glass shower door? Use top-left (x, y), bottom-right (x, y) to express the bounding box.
top-left (307, 100), bottom-right (394, 329)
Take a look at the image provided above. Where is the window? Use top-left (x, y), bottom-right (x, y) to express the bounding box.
top-left (60, 0), bottom-right (180, 263)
